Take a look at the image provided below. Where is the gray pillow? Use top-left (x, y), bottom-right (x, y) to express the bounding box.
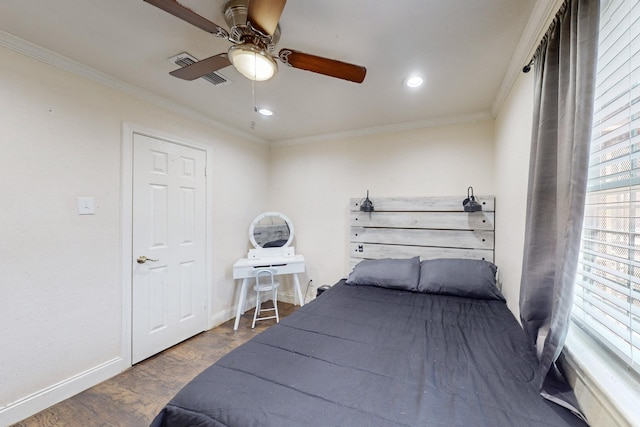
top-left (346, 257), bottom-right (420, 291)
top-left (418, 258), bottom-right (505, 301)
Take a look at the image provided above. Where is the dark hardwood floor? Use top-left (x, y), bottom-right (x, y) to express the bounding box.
top-left (13, 302), bottom-right (298, 427)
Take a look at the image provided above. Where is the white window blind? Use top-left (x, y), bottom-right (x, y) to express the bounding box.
top-left (572, 0), bottom-right (640, 373)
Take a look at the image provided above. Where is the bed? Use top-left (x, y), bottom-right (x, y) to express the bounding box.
top-left (150, 196), bottom-right (587, 427)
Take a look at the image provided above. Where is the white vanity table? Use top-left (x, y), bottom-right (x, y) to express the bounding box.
top-left (232, 254), bottom-right (305, 330)
top-left (232, 212), bottom-right (305, 331)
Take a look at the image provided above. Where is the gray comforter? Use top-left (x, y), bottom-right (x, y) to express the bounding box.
top-left (150, 281), bottom-right (587, 427)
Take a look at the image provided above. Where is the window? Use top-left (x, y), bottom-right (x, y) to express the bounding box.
top-left (572, 0), bottom-right (640, 374)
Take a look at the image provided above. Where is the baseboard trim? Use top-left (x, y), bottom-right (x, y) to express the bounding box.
top-left (0, 357), bottom-right (125, 426)
top-left (210, 306), bottom-right (236, 328)
top-left (209, 295), bottom-right (260, 329)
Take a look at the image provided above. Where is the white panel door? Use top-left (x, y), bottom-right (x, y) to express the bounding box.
top-left (132, 133), bottom-right (207, 364)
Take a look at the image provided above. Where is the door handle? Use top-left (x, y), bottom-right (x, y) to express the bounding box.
top-left (137, 256), bottom-right (159, 264)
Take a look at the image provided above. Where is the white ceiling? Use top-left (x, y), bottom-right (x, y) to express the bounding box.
top-left (0, 0), bottom-right (538, 144)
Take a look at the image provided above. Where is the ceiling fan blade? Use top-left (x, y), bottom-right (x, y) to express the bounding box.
top-left (170, 53), bottom-right (231, 80)
top-left (278, 49), bottom-right (366, 83)
top-left (144, 0), bottom-right (229, 38)
top-left (247, 0), bottom-right (287, 36)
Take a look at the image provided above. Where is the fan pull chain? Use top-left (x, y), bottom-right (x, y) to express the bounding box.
top-left (252, 52), bottom-right (260, 114)
top-left (250, 79), bottom-right (257, 129)
top-left (252, 78), bottom-right (256, 112)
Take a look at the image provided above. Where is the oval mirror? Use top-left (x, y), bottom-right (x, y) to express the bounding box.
top-left (249, 212), bottom-right (294, 249)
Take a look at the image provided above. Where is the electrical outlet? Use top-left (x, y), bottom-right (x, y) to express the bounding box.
top-left (77, 197), bottom-right (95, 215)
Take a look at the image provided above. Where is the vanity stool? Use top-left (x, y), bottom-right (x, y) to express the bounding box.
top-left (251, 268), bottom-right (280, 328)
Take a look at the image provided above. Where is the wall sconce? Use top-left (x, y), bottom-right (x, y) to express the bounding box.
top-left (463, 186), bottom-right (482, 212)
top-left (360, 190), bottom-right (374, 212)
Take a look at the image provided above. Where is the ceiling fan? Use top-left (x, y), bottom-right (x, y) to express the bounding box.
top-left (144, 0), bottom-right (367, 83)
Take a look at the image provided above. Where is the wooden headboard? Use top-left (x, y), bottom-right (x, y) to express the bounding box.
top-left (349, 196), bottom-right (495, 269)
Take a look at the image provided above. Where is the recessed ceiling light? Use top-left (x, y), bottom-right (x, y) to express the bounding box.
top-left (405, 75), bottom-right (424, 88)
top-left (256, 107), bottom-right (274, 116)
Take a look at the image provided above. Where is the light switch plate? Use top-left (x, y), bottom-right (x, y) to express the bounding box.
top-left (77, 197), bottom-right (95, 215)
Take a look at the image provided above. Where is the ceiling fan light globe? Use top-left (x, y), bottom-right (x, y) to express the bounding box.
top-left (228, 44), bottom-right (278, 81)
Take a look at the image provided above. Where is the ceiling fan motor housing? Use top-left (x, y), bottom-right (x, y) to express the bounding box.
top-left (224, 0), bottom-right (280, 48)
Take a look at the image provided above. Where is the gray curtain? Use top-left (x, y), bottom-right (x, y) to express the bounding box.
top-left (519, 0), bottom-right (600, 418)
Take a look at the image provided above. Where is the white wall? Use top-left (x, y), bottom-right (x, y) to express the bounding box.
top-left (0, 45), bottom-right (268, 424)
top-left (493, 71), bottom-right (535, 320)
top-left (269, 121), bottom-right (496, 296)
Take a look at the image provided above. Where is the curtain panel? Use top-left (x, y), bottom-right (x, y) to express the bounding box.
top-left (519, 0), bottom-right (600, 419)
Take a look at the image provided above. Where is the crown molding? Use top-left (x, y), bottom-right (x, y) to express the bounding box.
top-left (0, 30), bottom-right (268, 146)
top-left (491, 0), bottom-right (565, 116)
top-left (270, 111), bottom-right (494, 147)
